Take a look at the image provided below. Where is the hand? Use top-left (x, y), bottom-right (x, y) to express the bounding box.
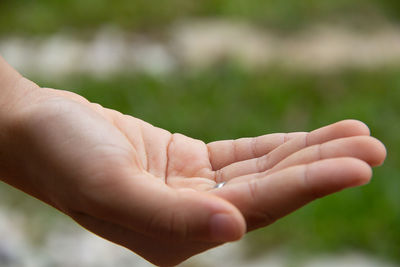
top-left (1, 80), bottom-right (386, 266)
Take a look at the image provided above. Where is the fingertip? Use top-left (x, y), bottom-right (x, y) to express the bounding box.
top-left (348, 136), bottom-right (387, 167)
top-left (209, 212), bottom-right (246, 242)
top-left (307, 157), bottom-right (372, 197)
top-left (343, 157), bottom-right (373, 187)
top-left (337, 119), bottom-right (371, 136)
top-left (371, 138), bottom-right (387, 167)
top-left (308, 120), bottom-right (371, 146)
top-left (207, 197), bottom-right (246, 242)
top-left (178, 190), bottom-right (246, 243)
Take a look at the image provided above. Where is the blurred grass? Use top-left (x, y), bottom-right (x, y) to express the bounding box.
top-left (29, 65), bottom-right (400, 262)
top-left (1, 0), bottom-right (399, 36)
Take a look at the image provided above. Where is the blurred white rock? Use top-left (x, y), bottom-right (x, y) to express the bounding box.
top-left (2, 20), bottom-right (400, 79)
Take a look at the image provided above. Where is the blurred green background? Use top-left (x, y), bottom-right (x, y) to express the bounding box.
top-left (1, 0), bottom-right (400, 266)
top-left (1, 0), bottom-right (400, 35)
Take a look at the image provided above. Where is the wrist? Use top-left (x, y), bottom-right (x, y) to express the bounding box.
top-left (0, 56), bottom-right (42, 193)
top-left (0, 56), bottom-right (40, 143)
top-left (0, 56), bottom-right (38, 115)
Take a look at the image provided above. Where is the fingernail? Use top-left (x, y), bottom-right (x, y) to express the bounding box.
top-left (209, 213), bottom-right (238, 242)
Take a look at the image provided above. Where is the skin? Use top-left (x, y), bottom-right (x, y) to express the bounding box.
top-left (0, 56), bottom-right (387, 266)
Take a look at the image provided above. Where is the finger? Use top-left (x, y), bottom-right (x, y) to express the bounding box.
top-left (207, 132), bottom-right (307, 170)
top-left (215, 120), bottom-right (371, 182)
top-left (228, 136), bottom-right (386, 185)
top-left (70, 170), bottom-right (246, 244)
top-left (213, 158), bottom-right (372, 231)
top-left (267, 136), bottom-right (386, 174)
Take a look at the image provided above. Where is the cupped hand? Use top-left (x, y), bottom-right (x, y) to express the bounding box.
top-left (2, 81), bottom-right (386, 266)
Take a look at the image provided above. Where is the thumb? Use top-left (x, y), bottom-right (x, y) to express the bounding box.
top-left (158, 189), bottom-right (247, 242)
top-left (73, 172), bottom-right (246, 243)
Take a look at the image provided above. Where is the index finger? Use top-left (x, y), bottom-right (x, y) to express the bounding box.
top-left (212, 157), bottom-right (372, 231)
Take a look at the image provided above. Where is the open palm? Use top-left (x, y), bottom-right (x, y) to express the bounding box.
top-left (3, 84), bottom-right (386, 266)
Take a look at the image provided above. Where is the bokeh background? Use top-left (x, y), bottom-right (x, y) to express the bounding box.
top-left (1, 1), bottom-right (400, 266)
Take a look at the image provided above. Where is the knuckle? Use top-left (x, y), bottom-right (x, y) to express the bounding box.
top-left (256, 153), bottom-right (270, 172)
top-left (247, 180), bottom-right (259, 202)
top-left (215, 169), bottom-right (224, 183)
top-left (302, 164), bottom-right (322, 199)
